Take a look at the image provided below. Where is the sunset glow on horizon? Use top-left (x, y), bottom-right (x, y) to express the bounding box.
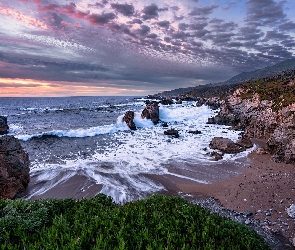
top-left (0, 0), bottom-right (294, 97)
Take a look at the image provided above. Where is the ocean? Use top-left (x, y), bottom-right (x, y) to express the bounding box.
top-left (0, 96), bottom-right (252, 203)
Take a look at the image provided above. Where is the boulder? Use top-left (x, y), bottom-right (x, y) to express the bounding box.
top-left (254, 147), bottom-right (268, 155)
top-left (162, 122), bottom-right (169, 128)
top-left (209, 137), bottom-right (244, 154)
top-left (141, 102), bottom-right (160, 124)
top-left (209, 151), bottom-right (223, 161)
top-left (287, 204), bottom-right (295, 218)
top-left (0, 116), bottom-right (9, 135)
top-left (0, 135), bottom-right (30, 199)
top-left (236, 134), bottom-right (253, 148)
top-left (123, 111), bottom-right (136, 130)
top-left (164, 128), bottom-right (179, 138)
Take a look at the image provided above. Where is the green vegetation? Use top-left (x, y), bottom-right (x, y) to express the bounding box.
top-left (240, 70), bottom-right (295, 111)
top-left (0, 194), bottom-right (269, 249)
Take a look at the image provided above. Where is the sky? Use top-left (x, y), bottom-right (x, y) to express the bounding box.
top-left (0, 0), bottom-right (294, 97)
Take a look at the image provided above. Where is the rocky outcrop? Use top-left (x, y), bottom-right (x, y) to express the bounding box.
top-left (123, 111), bottom-right (136, 130)
top-left (209, 137), bottom-right (244, 154)
top-left (0, 135), bottom-right (30, 199)
top-left (164, 128), bottom-right (179, 138)
top-left (209, 75), bottom-right (295, 163)
top-left (0, 116), bottom-right (9, 135)
top-left (141, 102), bottom-right (160, 124)
top-left (161, 98), bottom-right (174, 105)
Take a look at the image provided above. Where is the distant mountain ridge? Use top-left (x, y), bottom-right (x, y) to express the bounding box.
top-left (152, 58), bottom-right (295, 98)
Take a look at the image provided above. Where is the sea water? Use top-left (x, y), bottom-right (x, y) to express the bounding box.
top-left (0, 96), bottom-right (253, 203)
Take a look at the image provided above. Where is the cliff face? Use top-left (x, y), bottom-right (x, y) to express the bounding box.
top-left (0, 135), bottom-right (30, 199)
top-left (210, 70), bottom-right (295, 163)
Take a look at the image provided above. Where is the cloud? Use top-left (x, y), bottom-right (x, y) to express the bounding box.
top-left (111, 3), bottom-right (135, 17)
top-left (189, 5), bottom-right (218, 17)
top-left (245, 0), bottom-right (287, 26)
top-left (141, 3), bottom-right (167, 20)
top-left (156, 20), bottom-right (170, 29)
top-left (87, 12), bottom-right (116, 25)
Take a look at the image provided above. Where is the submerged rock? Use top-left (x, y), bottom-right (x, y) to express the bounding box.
top-left (0, 135), bottom-right (30, 199)
top-left (209, 151), bottom-right (223, 161)
top-left (188, 130), bottom-right (202, 135)
top-left (123, 111), bottom-right (136, 130)
top-left (209, 137), bottom-right (244, 154)
top-left (0, 116), bottom-right (9, 135)
top-left (141, 102), bottom-right (159, 124)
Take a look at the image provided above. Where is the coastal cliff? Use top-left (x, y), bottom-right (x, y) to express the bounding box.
top-left (209, 69), bottom-right (295, 163)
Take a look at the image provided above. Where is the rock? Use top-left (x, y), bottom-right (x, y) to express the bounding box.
top-left (162, 122), bottom-right (169, 128)
top-left (0, 116), bottom-right (9, 135)
top-left (286, 204), bottom-right (295, 218)
top-left (236, 134), bottom-right (253, 148)
top-left (244, 211), bottom-right (253, 217)
top-left (209, 137), bottom-right (244, 154)
top-left (164, 129), bottom-right (179, 138)
top-left (123, 111), bottom-right (136, 130)
top-left (209, 151), bottom-right (223, 161)
top-left (141, 102), bottom-right (160, 124)
top-left (176, 99), bottom-right (182, 104)
top-left (0, 135), bottom-right (30, 199)
top-left (255, 147), bottom-right (268, 155)
top-left (188, 130), bottom-right (202, 135)
top-left (161, 98), bottom-right (174, 105)
top-left (205, 98), bottom-right (220, 110)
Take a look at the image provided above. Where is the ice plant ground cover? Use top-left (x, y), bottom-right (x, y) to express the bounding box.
top-left (0, 194), bottom-right (269, 249)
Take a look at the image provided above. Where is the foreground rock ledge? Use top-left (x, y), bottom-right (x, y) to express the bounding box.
top-left (0, 135), bottom-right (30, 199)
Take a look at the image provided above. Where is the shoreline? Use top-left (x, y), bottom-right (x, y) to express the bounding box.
top-left (22, 141), bottom-right (295, 249)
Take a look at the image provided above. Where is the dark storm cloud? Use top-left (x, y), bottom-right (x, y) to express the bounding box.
top-left (189, 23), bottom-right (207, 30)
top-left (135, 25), bottom-right (150, 36)
top-left (87, 12), bottom-right (116, 25)
top-left (263, 30), bottom-right (291, 41)
top-left (209, 19), bottom-right (238, 32)
top-left (238, 26), bottom-right (264, 41)
top-left (141, 4), bottom-right (168, 20)
top-left (245, 0), bottom-right (287, 26)
top-left (111, 3), bottom-right (135, 17)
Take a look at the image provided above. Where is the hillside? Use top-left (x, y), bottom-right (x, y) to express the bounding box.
top-left (150, 58), bottom-right (295, 98)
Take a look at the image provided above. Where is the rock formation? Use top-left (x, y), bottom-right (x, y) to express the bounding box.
top-left (141, 102), bottom-right (160, 124)
top-left (0, 116), bottom-right (9, 135)
top-left (0, 135), bottom-right (30, 199)
top-left (123, 111), bottom-right (136, 130)
top-left (209, 137), bottom-right (244, 154)
top-left (209, 70), bottom-right (295, 163)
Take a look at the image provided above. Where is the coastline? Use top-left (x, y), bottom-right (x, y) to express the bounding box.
top-left (23, 140), bottom-right (295, 249)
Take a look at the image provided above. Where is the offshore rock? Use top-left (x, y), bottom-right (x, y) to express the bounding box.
top-left (209, 151), bottom-right (223, 161)
top-left (123, 111), bottom-right (136, 130)
top-left (164, 128), bottom-right (179, 138)
top-left (141, 102), bottom-right (159, 124)
top-left (209, 137), bottom-right (244, 154)
top-left (0, 116), bottom-right (9, 135)
top-left (0, 135), bottom-right (30, 199)
top-left (160, 98), bottom-right (174, 105)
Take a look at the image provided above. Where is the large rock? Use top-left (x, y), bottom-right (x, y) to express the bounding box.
top-left (141, 102), bottom-right (159, 124)
top-left (0, 116), bottom-right (9, 135)
top-left (0, 135), bottom-right (30, 199)
top-left (123, 111), bottom-right (136, 130)
top-left (209, 137), bottom-right (244, 154)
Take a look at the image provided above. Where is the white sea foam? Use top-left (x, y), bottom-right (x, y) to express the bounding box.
top-left (27, 103), bottom-right (251, 202)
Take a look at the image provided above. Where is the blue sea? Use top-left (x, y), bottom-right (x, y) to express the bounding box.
top-left (0, 96), bottom-right (252, 202)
